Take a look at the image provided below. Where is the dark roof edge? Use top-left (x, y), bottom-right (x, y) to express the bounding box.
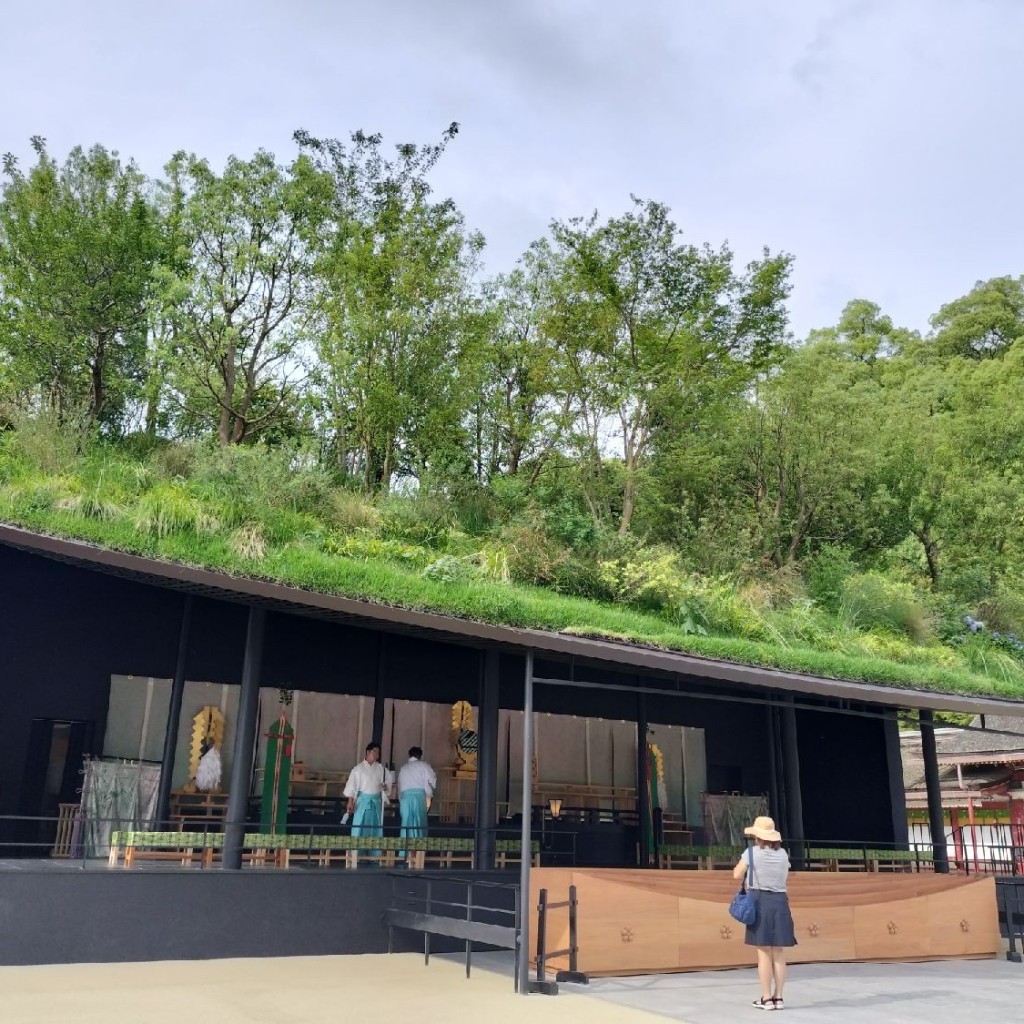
top-left (3, 522), bottom-right (1024, 717)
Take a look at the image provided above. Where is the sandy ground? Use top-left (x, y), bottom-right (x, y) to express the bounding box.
top-left (0, 953), bottom-right (674, 1024)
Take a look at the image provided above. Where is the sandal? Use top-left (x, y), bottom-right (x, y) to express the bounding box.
top-left (752, 997), bottom-right (775, 1010)
top-left (773, 998), bottom-right (785, 1011)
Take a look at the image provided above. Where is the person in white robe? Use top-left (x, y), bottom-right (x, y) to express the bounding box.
top-left (344, 742), bottom-right (387, 840)
top-left (397, 747), bottom-right (436, 851)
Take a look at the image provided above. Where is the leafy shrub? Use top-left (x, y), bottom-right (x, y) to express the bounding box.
top-left (542, 495), bottom-right (596, 548)
top-left (190, 441), bottom-right (331, 521)
top-left (839, 572), bottom-right (930, 642)
top-left (976, 586), bottom-right (1024, 636)
top-left (325, 533), bottom-right (431, 569)
top-left (598, 547), bottom-right (686, 612)
top-left (379, 493), bottom-right (453, 546)
top-left (149, 442), bottom-right (197, 481)
top-left (422, 555), bottom-right (477, 584)
top-left (549, 556), bottom-right (614, 602)
top-left (500, 525), bottom-right (567, 586)
top-left (2, 407), bottom-right (92, 476)
top-left (681, 498), bottom-right (757, 576)
top-left (804, 546), bottom-right (857, 613)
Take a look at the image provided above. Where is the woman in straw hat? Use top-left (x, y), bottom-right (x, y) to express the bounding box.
top-left (733, 816), bottom-right (796, 1010)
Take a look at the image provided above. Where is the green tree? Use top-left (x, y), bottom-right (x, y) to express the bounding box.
top-left (295, 126), bottom-right (483, 491)
top-left (548, 198), bottom-right (791, 534)
top-left (929, 276), bottom-right (1024, 360)
top-left (811, 298), bottom-right (917, 363)
top-left (475, 243), bottom-right (572, 483)
top-left (157, 150), bottom-right (313, 445)
top-left (0, 138), bottom-right (161, 428)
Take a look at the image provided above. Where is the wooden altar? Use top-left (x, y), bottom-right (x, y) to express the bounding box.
top-left (530, 868), bottom-right (1001, 974)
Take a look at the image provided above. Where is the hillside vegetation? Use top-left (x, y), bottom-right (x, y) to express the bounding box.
top-left (2, 131), bottom-right (1024, 702)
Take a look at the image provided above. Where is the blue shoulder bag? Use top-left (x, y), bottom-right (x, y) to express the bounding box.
top-left (728, 847), bottom-right (758, 925)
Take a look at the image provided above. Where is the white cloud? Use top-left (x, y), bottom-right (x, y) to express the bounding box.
top-left (1, 0), bottom-right (1021, 338)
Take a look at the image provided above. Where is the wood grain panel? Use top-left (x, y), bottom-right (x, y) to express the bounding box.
top-left (853, 896), bottom-right (930, 959)
top-left (925, 878), bottom-right (1001, 958)
top-left (530, 869), bottom-right (1000, 975)
top-left (572, 873), bottom-right (680, 973)
top-left (789, 904), bottom-right (857, 962)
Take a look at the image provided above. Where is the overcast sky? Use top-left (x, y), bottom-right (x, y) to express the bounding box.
top-left (2, 0), bottom-right (1020, 339)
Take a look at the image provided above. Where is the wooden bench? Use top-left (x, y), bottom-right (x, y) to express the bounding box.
top-left (495, 839), bottom-right (540, 868)
top-left (109, 831), bottom-right (543, 871)
top-left (658, 844), bottom-right (742, 870)
top-left (806, 847), bottom-right (934, 873)
top-left (110, 831), bottom-right (293, 869)
top-left (109, 831), bottom-right (223, 868)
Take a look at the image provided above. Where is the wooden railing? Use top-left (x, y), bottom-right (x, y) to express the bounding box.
top-left (51, 802), bottom-right (79, 858)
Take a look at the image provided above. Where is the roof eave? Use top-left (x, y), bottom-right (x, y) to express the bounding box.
top-left (3, 522), bottom-right (1024, 717)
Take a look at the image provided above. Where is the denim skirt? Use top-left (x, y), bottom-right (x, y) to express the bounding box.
top-left (744, 890), bottom-right (797, 947)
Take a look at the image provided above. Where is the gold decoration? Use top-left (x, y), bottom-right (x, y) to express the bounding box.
top-left (887, 920), bottom-right (898, 935)
top-left (960, 919), bottom-right (970, 933)
top-left (808, 923), bottom-right (820, 938)
top-left (720, 925), bottom-right (733, 940)
top-left (186, 706), bottom-right (225, 791)
top-left (620, 927), bottom-right (634, 942)
top-left (451, 700), bottom-right (478, 778)
top-left (650, 743), bottom-right (665, 784)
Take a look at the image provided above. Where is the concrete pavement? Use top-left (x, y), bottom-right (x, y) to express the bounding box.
top-left (579, 959), bottom-right (1023, 1024)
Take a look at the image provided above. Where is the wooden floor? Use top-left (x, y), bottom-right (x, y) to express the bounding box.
top-left (530, 869), bottom-right (1002, 975)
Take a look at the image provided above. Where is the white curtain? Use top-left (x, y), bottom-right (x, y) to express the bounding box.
top-left (77, 759), bottom-right (162, 858)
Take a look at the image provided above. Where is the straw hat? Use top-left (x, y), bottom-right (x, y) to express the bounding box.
top-left (744, 815), bottom-right (781, 842)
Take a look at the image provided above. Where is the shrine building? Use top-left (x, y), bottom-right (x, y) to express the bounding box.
top-left (1, 523), bottom-right (1021, 972)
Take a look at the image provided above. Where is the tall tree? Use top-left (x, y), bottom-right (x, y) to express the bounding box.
top-left (549, 198), bottom-right (791, 533)
top-left (157, 150), bottom-right (312, 444)
top-left (0, 138), bottom-right (161, 428)
top-left (929, 276), bottom-right (1024, 360)
top-left (475, 243), bottom-right (572, 482)
top-left (295, 126), bottom-right (483, 491)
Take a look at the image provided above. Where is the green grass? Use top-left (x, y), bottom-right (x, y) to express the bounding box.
top-left (2, 433), bottom-right (1023, 702)
top-left (3, 495), bottom-right (1024, 701)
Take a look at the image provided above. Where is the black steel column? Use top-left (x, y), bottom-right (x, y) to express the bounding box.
top-left (519, 650), bottom-right (534, 997)
top-left (371, 633), bottom-right (386, 745)
top-left (223, 607), bottom-right (266, 870)
top-left (475, 649), bottom-right (500, 870)
top-left (920, 709), bottom-right (949, 873)
top-left (884, 710), bottom-right (910, 847)
top-left (155, 595), bottom-right (192, 826)
top-left (780, 695), bottom-right (805, 868)
top-left (636, 691), bottom-right (651, 867)
top-left (766, 697), bottom-right (780, 826)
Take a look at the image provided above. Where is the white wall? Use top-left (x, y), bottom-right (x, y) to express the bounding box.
top-left (104, 677), bottom-right (708, 824)
top-left (106, 675), bottom-right (240, 788)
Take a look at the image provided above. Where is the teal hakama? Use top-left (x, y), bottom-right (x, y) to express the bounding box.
top-left (352, 792), bottom-right (383, 838)
top-left (399, 788), bottom-right (428, 856)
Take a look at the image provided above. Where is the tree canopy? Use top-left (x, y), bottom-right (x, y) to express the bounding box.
top-left (2, 130), bottom-right (1024, 697)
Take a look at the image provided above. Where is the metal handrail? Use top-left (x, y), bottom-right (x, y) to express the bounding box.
top-left (384, 873), bottom-right (522, 989)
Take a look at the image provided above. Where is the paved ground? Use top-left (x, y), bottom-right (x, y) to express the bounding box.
top-left (579, 959), bottom-right (1023, 1023)
top-left (2, 952), bottom-right (1021, 1023)
top-left (0, 953), bottom-right (665, 1024)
